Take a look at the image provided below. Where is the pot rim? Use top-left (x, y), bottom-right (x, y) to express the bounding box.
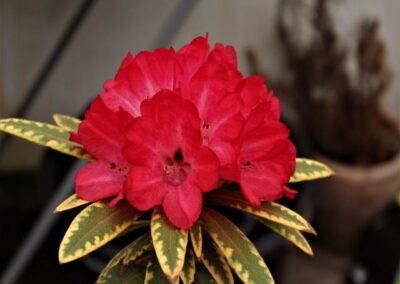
top-left (315, 150), bottom-right (400, 182)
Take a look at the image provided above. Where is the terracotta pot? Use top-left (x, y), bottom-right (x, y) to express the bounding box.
top-left (313, 151), bottom-right (400, 254)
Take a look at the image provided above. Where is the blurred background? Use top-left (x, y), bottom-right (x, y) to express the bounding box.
top-left (0, 0), bottom-right (399, 283)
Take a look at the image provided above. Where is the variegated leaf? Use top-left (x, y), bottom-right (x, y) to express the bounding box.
top-left (201, 239), bottom-right (233, 284)
top-left (0, 118), bottom-right (92, 160)
top-left (122, 232), bottom-right (153, 265)
top-left (97, 261), bottom-right (145, 284)
top-left (254, 217), bottom-right (313, 255)
top-left (206, 190), bottom-right (315, 234)
top-left (145, 257), bottom-right (171, 284)
top-left (53, 114), bottom-right (81, 132)
top-left (290, 158), bottom-right (333, 183)
top-left (54, 194), bottom-right (90, 213)
top-left (194, 263), bottom-right (216, 284)
top-left (180, 248), bottom-right (196, 284)
top-left (190, 221), bottom-right (203, 258)
top-left (120, 220), bottom-right (150, 237)
top-left (262, 201), bottom-right (316, 234)
top-left (201, 208), bottom-right (274, 284)
top-left (97, 239), bottom-right (137, 283)
top-left (151, 208), bottom-right (188, 282)
top-left (59, 201), bottom-right (141, 263)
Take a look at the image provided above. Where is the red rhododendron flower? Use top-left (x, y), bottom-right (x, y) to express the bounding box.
top-left (123, 91), bottom-right (219, 228)
top-left (72, 97), bottom-right (133, 206)
top-left (72, 35), bottom-right (296, 228)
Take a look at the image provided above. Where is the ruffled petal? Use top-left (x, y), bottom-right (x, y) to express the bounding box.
top-left (184, 145), bottom-right (220, 192)
top-left (101, 48), bottom-right (179, 117)
top-left (114, 52), bottom-right (134, 81)
top-left (209, 43), bottom-right (238, 69)
top-left (124, 92), bottom-right (203, 163)
top-left (186, 62), bottom-right (232, 119)
top-left (77, 97), bottom-right (130, 164)
top-left (203, 93), bottom-right (244, 166)
top-left (240, 161), bottom-right (291, 205)
top-left (177, 36), bottom-right (210, 85)
top-left (236, 76), bottom-right (279, 119)
top-left (133, 48), bottom-right (178, 94)
top-left (101, 80), bottom-right (142, 117)
top-left (75, 160), bottom-right (125, 202)
top-left (125, 166), bottom-right (166, 211)
top-left (162, 183), bottom-right (203, 228)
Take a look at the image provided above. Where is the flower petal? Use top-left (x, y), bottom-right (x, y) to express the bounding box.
top-left (75, 160), bottom-right (125, 202)
top-left (203, 93), bottom-right (244, 166)
top-left (77, 97), bottom-right (129, 164)
top-left (187, 62), bottom-right (232, 120)
top-left (177, 36), bottom-right (210, 85)
top-left (236, 76), bottom-right (279, 119)
top-left (101, 48), bottom-right (179, 117)
top-left (101, 80), bottom-right (142, 117)
top-left (240, 161), bottom-right (291, 205)
top-left (124, 92), bottom-right (203, 163)
top-left (125, 166), bottom-right (166, 211)
top-left (162, 183), bottom-right (203, 228)
top-left (184, 145), bottom-right (220, 192)
top-left (209, 43), bottom-right (238, 69)
top-left (114, 52), bottom-right (134, 81)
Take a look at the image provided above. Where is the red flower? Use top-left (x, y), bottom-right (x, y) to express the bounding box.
top-left (72, 35), bottom-right (297, 227)
top-left (123, 91), bottom-right (219, 228)
top-left (221, 78), bottom-right (297, 205)
top-left (73, 97), bottom-right (133, 206)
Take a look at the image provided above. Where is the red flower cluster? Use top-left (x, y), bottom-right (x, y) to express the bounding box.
top-left (72, 36), bottom-right (296, 228)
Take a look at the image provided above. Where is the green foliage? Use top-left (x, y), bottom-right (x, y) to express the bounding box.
top-left (190, 221), bottom-right (203, 259)
top-left (145, 257), bottom-right (172, 284)
top-left (54, 194), bottom-right (90, 212)
top-left (290, 158), bottom-right (333, 183)
top-left (207, 190), bottom-right (315, 234)
top-left (254, 217), bottom-right (313, 255)
top-left (97, 261), bottom-right (145, 284)
top-left (201, 208), bottom-right (274, 284)
top-left (59, 201), bottom-right (141, 263)
top-left (201, 239), bottom-right (234, 284)
top-left (53, 114), bottom-right (81, 132)
top-left (151, 208), bottom-right (188, 282)
top-left (180, 249), bottom-right (196, 284)
top-left (122, 232), bottom-right (153, 265)
top-left (0, 118), bottom-right (92, 160)
top-left (194, 263), bottom-right (216, 284)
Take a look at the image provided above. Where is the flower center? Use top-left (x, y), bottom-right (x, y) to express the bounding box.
top-left (163, 149), bottom-right (191, 186)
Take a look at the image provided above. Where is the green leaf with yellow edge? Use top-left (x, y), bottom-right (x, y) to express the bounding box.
top-left (145, 257), bottom-right (172, 284)
top-left (54, 194), bottom-right (90, 213)
top-left (96, 232), bottom-right (151, 283)
top-left (180, 248), bottom-right (196, 284)
top-left (190, 221), bottom-right (203, 259)
top-left (151, 208), bottom-right (188, 282)
top-left (0, 118), bottom-right (92, 160)
top-left (120, 220), bottom-right (150, 237)
top-left (97, 238), bottom-right (136, 283)
top-left (53, 114), bottom-right (81, 132)
top-left (254, 217), bottom-right (313, 255)
top-left (59, 201), bottom-right (141, 263)
top-left (122, 232), bottom-right (153, 265)
top-left (206, 190), bottom-right (315, 234)
top-left (290, 158), bottom-right (333, 183)
top-left (194, 263), bottom-right (216, 284)
top-left (201, 208), bottom-right (274, 284)
top-left (97, 261), bottom-right (145, 284)
top-left (201, 239), bottom-right (234, 284)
